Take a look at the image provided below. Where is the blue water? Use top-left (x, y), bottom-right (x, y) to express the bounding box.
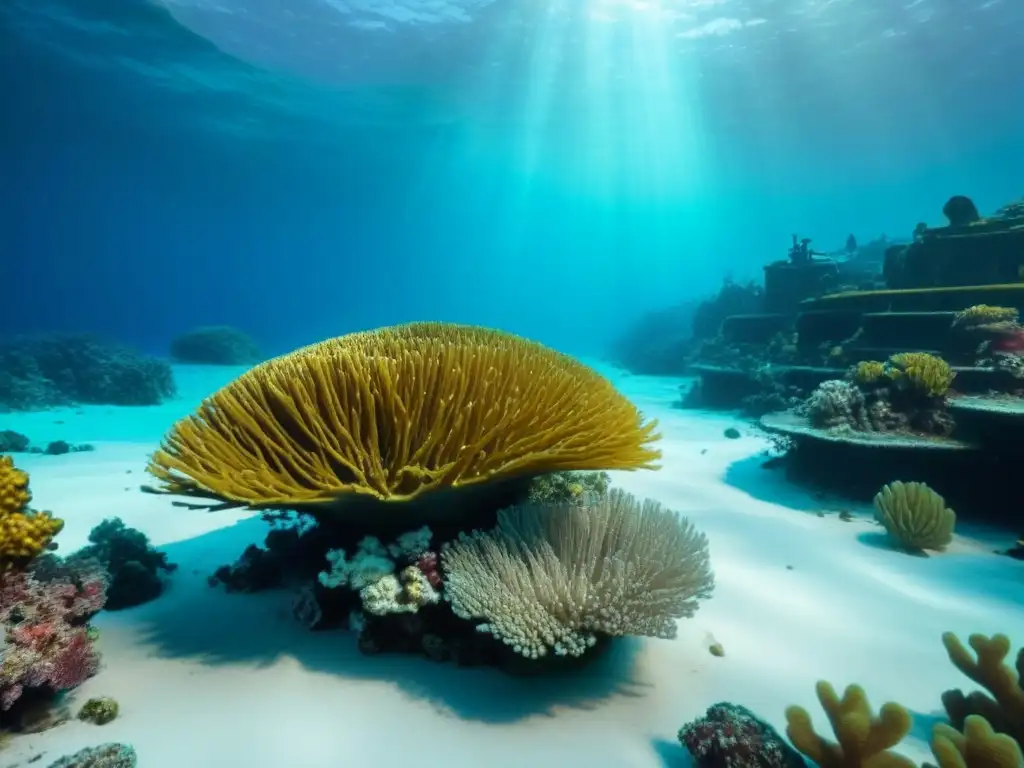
top-left (3, 0), bottom-right (1023, 358)
top-left (4, 3), bottom-right (1024, 764)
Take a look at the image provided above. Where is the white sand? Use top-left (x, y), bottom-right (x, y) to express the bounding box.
top-left (4, 364), bottom-right (1024, 768)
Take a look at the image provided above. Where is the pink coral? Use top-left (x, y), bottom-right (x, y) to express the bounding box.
top-left (416, 551), bottom-right (441, 589)
top-left (0, 559), bottom-right (107, 710)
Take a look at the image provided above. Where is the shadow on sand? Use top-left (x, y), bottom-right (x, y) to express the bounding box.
top-left (650, 736), bottom-right (692, 767)
top-left (115, 516), bottom-right (651, 724)
top-left (723, 454), bottom-right (842, 514)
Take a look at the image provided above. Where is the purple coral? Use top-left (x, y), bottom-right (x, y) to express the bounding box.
top-left (0, 560), bottom-right (107, 710)
top-left (678, 702), bottom-right (805, 768)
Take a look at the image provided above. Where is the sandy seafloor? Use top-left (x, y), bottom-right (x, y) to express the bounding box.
top-left (3, 363), bottom-right (1023, 768)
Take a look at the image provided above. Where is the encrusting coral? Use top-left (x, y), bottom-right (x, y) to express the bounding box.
top-left (145, 322), bottom-right (660, 512)
top-left (952, 305), bottom-right (1020, 331)
top-left (873, 481), bottom-right (956, 552)
top-left (785, 681), bottom-right (916, 768)
top-left (940, 633), bottom-right (1024, 753)
top-left (0, 455), bottom-right (64, 571)
top-left (47, 742), bottom-right (137, 767)
top-left (441, 488), bottom-right (714, 659)
top-left (0, 559), bottom-right (107, 711)
top-left (680, 702), bottom-right (806, 768)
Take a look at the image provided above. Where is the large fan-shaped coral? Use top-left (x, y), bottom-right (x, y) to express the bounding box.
top-left (441, 488), bottom-right (714, 659)
top-left (146, 323), bottom-right (660, 511)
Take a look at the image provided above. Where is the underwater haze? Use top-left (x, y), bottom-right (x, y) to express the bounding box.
top-left (5, 0), bottom-right (1024, 767)
top-left (3, 0), bottom-right (1023, 355)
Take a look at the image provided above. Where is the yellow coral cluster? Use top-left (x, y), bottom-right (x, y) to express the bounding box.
top-left (953, 304), bottom-right (1020, 330)
top-left (852, 360), bottom-right (886, 385)
top-left (887, 352), bottom-right (956, 398)
top-left (786, 680), bottom-right (1022, 768)
top-left (784, 632), bottom-right (1024, 768)
top-left (0, 455), bottom-right (64, 570)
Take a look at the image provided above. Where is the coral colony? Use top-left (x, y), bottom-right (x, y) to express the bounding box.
top-left (148, 322), bottom-right (714, 666)
top-left (1, 453), bottom-right (170, 764)
top-left (4, 198), bottom-right (1024, 766)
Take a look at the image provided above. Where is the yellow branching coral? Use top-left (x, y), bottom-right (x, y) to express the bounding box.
top-left (886, 352), bottom-right (956, 398)
top-left (941, 632), bottom-right (1024, 751)
top-left (953, 305), bottom-right (1020, 330)
top-left (852, 360), bottom-right (887, 385)
top-left (146, 323), bottom-right (661, 511)
top-left (785, 681), bottom-right (915, 768)
top-left (873, 480), bottom-right (955, 551)
top-left (785, 679), bottom-right (1023, 768)
top-left (0, 455), bottom-right (64, 570)
top-left (933, 716), bottom-right (1024, 768)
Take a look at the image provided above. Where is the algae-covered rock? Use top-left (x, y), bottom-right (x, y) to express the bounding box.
top-left (77, 696), bottom-right (120, 725)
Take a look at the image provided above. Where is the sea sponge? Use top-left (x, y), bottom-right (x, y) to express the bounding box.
top-left (784, 681), bottom-right (915, 768)
top-left (852, 360), bottom-right (887, 386)
top-left (0, 455), bottom-right (63, 570)
top-left (873, 481), bottom-right (955, 551)
top-left (886, 352), bottom-right (956, 398)
top-left (953, 305), bottom-right (1020, 331)
top-left (145, 323), bottom-right (660, 511)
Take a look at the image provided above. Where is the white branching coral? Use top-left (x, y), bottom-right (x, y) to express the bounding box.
top-left (441, 488), bottom-right (714, 659)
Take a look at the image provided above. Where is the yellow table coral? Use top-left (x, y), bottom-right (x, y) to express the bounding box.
top-left (146, 322), bottom-right (661, 512)
top-left (0, 455), bottom-right (64, 570)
